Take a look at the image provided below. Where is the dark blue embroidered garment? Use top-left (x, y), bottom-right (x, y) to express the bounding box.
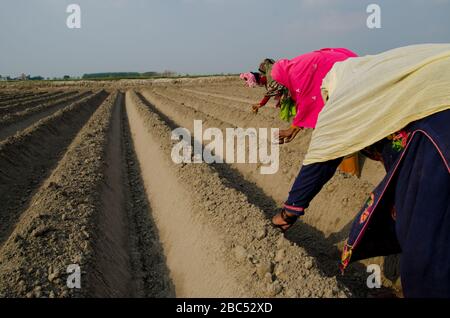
top-left (285, 109), bottom-right (450, 297)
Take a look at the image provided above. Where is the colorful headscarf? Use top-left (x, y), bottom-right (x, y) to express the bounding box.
top-left (240, 72), bottom-right (258, 88)
top-left (271, 48), bottom-right (358, 128)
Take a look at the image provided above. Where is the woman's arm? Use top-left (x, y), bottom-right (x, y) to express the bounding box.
top-left (252, 95), bottom-right (272, 113)
top-left (259, 95), bottom-right (271, 107)
top-left (253, 78), bottom-right (284, 113)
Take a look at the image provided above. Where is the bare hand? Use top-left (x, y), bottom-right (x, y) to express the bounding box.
top-left (275, 127), bottom-right (302, 144)
top-left (252, 104), bottom-right (260, 114)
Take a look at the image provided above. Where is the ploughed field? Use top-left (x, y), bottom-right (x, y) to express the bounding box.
top-left (0, 78), bottom-right (396, 298)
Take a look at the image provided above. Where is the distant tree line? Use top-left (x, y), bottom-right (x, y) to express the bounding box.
top-left (82, 71), bottom-right (176, 80)
top-left (0, 71), bottom-right (239, 82)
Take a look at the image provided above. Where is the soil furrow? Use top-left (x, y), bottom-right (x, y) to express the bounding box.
top-left (0, 91), bottom-right (49, 104)
top-left (0, 91), bottom-right (93, 141)
top-left (0, 90), bottom-right (68, 108)
top-left (183, 82), bottom-right (267, 101)
top-left (121, 101), bottom-right (175, 298)
top-left (0, 91), bottom-right (175, 298)
top-left (0, 91), bottom-right (109, 248)
top-left (140, 89), bottom-right (317, 207)
top-left (169, 87), bottom-right (387, 186)
top-left (0, 90), bottom-right (64, 108)
top-left (143, 89), bottom-right (380, 232)
top-left (166, 87), bottom-right (282, 126)
top-left (85, 92), bottom-right (174, 297)
top-left (127, 90), bottom-right (350, 298)
top-left (0, 91), bottom-right (79, 116)
top-left (183, 88), bottom-right (256, 104)
top-left (136, 89), bottom-right (396, 296)
top-left (0, 91), bottom-right (113, 297)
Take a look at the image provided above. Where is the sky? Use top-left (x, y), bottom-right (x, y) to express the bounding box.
top-left (1, 0), bottom-right (450, 78)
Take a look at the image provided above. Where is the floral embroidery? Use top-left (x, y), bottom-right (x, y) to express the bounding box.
top-left (388, 130), bottom-right (410, 152)
top-left (360, 210), bottom-right (370, 224)
top-left (359, 193), bottom-right (375, 224)
top-left (340, 242), bottom-right (353, 273)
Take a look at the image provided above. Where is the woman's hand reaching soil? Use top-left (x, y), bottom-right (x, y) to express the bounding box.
top-left (275, 126), bottom-right (302, 144)
top-left (252, 104), bottom-right (260, 114)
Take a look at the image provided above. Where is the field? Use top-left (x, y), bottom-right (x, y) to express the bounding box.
top-left (0, 77), bottom-right (397, 298)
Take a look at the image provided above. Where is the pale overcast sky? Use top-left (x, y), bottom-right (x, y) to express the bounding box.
top-left (1, 0), bottom-right (449, 78)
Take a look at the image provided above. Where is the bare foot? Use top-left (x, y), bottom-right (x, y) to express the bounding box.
top-left (272, 210), bottom-right (299, 232)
